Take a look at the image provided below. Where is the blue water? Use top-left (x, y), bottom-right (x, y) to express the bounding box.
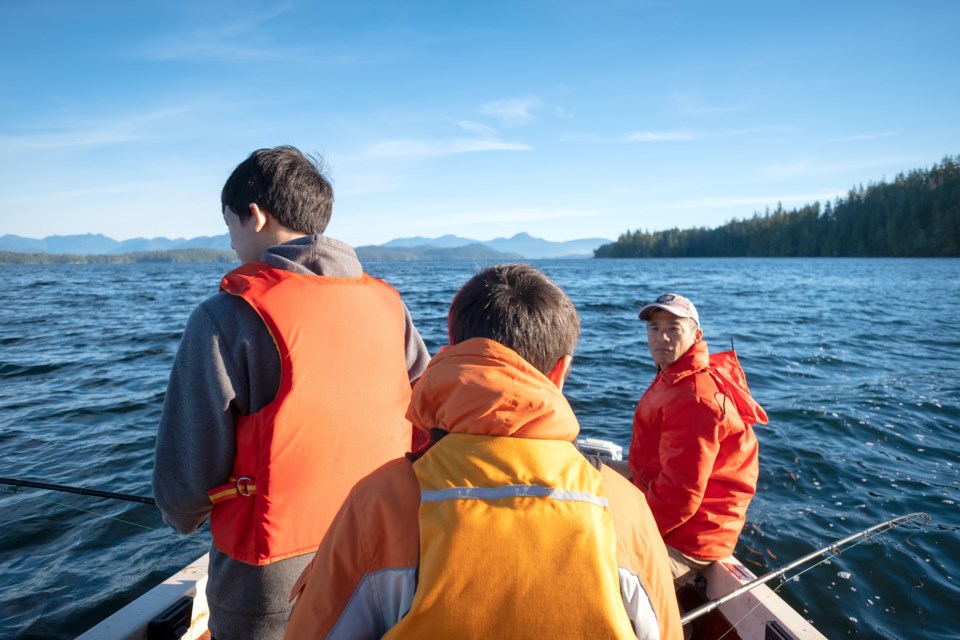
top-left (1, 258), bottom-right (958, 639)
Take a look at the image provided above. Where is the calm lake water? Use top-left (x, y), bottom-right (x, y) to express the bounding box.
top-left (1, 258), bottom-right (958, 639)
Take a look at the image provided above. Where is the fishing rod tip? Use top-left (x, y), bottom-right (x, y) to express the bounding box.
top-left (904, 511), bottom-right (932, 523)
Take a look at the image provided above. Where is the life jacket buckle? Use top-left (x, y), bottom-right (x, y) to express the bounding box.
top-left (236, 476), bottom-right (254, 497)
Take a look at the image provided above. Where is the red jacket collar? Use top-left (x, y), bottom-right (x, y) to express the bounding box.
top-left (657, 340), bottom-right (710, 385)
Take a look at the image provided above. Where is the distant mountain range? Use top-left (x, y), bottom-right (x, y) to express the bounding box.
top-left (0, 233), bottom-right (233, 255)
top-left (372, 232), bottom-right (610, 259)
top-left (0, 232), bottom-right (612, 261)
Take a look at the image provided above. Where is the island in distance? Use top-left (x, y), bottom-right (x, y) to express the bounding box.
top-left (0, 232), bottom-right (612, 262)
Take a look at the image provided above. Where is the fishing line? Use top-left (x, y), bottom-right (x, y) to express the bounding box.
top-left (3, 485), bottom-right (159, 533)
top-left (2, 485), bottom-right (210, 550)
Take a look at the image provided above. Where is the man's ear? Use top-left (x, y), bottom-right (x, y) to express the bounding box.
top-left (248, 203), bottom-right (270, 233)
top-left (546, 355), bottom-right (573, 390)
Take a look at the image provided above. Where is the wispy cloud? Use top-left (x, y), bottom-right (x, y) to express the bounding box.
top-left (625, 131), bottom-right (699, 142)
top-left (1, 128), bottom-right (146, 153)
top-left (478, 96), bottom-right (544, 126)
top-left (362, 137), bottom-right (532, 159)
top-left (673, 94), bottom-right (748, 117)
top-left (131, 6), bottom-right (314, 63)
top-left (759, 155), bottom-right (926, 183)
top-left (761, 160), bottom-right (816, 181)
top-left (136, 37), bottom-right (290, 63)
top-left (14, 182), bottom-right (159, 199)
top-left (829, 130), bottom-right (902, 143)
top-left (354, 106), bottom-right (536, 161)
top-left (0, 105), bottom-right (202, 153)
top-left (558, 132), bottom-right (613, 143)
top-left (455, 120), bottom-right (499, 136)
top-left (627, 126), bottom-right (799, 143)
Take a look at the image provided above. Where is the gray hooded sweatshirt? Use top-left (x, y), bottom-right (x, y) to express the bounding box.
top-left (152, 235), bottom-right (429, 639)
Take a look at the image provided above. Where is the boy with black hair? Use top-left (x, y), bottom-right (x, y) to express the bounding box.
top-left (153, 146), bottom-right (429, 639)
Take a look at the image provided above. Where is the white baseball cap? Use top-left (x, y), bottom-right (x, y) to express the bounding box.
top-left (638, 293), bottom-right (699, 327)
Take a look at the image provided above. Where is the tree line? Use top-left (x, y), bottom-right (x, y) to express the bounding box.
top-left (595, 155), bottom-right (960, 258)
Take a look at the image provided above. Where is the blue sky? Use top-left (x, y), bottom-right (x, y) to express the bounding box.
top-left (2, 1), bottom-right (958, 246)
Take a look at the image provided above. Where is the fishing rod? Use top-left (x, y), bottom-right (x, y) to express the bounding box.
top-left (681, 511), bottom-right (931, 625)
top-left (0, 476), bottom-right (156, 505)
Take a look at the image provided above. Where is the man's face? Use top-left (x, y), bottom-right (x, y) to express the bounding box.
top-left (646, 309), bottom-right (702, 369)
top-left (223, 206), bottom-right (260, 263)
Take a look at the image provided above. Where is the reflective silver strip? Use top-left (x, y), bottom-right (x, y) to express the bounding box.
top-left (420, 484), bottom-right (608, 508)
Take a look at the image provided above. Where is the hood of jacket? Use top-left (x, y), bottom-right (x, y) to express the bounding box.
top-left (657, 340), bottom-right (767, 427)
top-left (261, 234), bottom-right (363, 277)
top-left (407, 338), bottom-right (579, 442)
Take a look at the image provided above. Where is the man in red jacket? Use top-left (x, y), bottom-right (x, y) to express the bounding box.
top-left (628, 293), bottom-right (763, 584)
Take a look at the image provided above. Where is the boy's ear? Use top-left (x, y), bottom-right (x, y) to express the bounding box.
top-left (546, 355), bottom-right (573, 390)
top-left (248, 203), bottom-right (270, 232)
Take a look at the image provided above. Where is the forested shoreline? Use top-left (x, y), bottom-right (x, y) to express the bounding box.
top-left (596, 155), bottom-right (960, 257)
top-left (0, 248), bottom-right (237, 264)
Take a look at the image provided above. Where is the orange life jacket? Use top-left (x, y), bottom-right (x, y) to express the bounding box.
top-left (207, 261), bottom-right (414, 565)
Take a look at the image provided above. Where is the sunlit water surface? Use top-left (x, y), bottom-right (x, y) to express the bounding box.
top-left (1, 258), bottom-right (958, 639)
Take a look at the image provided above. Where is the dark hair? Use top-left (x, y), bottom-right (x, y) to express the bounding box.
top-left (448, 264), bottom-right (580, 375)
top-left (221, 146), bottom-right (334, 235)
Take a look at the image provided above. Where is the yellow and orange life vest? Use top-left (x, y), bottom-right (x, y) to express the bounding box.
top-left (384, 433), bottom-right (637, 639)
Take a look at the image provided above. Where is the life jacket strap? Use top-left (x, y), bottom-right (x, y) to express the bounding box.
top-left (208, 476), bottom-right (257, 504)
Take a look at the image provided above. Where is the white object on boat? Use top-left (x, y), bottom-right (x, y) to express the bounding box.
top-left (77, 553), bottom-right (209, 640)
top-left (577, 437), bottom-right (623, 460)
